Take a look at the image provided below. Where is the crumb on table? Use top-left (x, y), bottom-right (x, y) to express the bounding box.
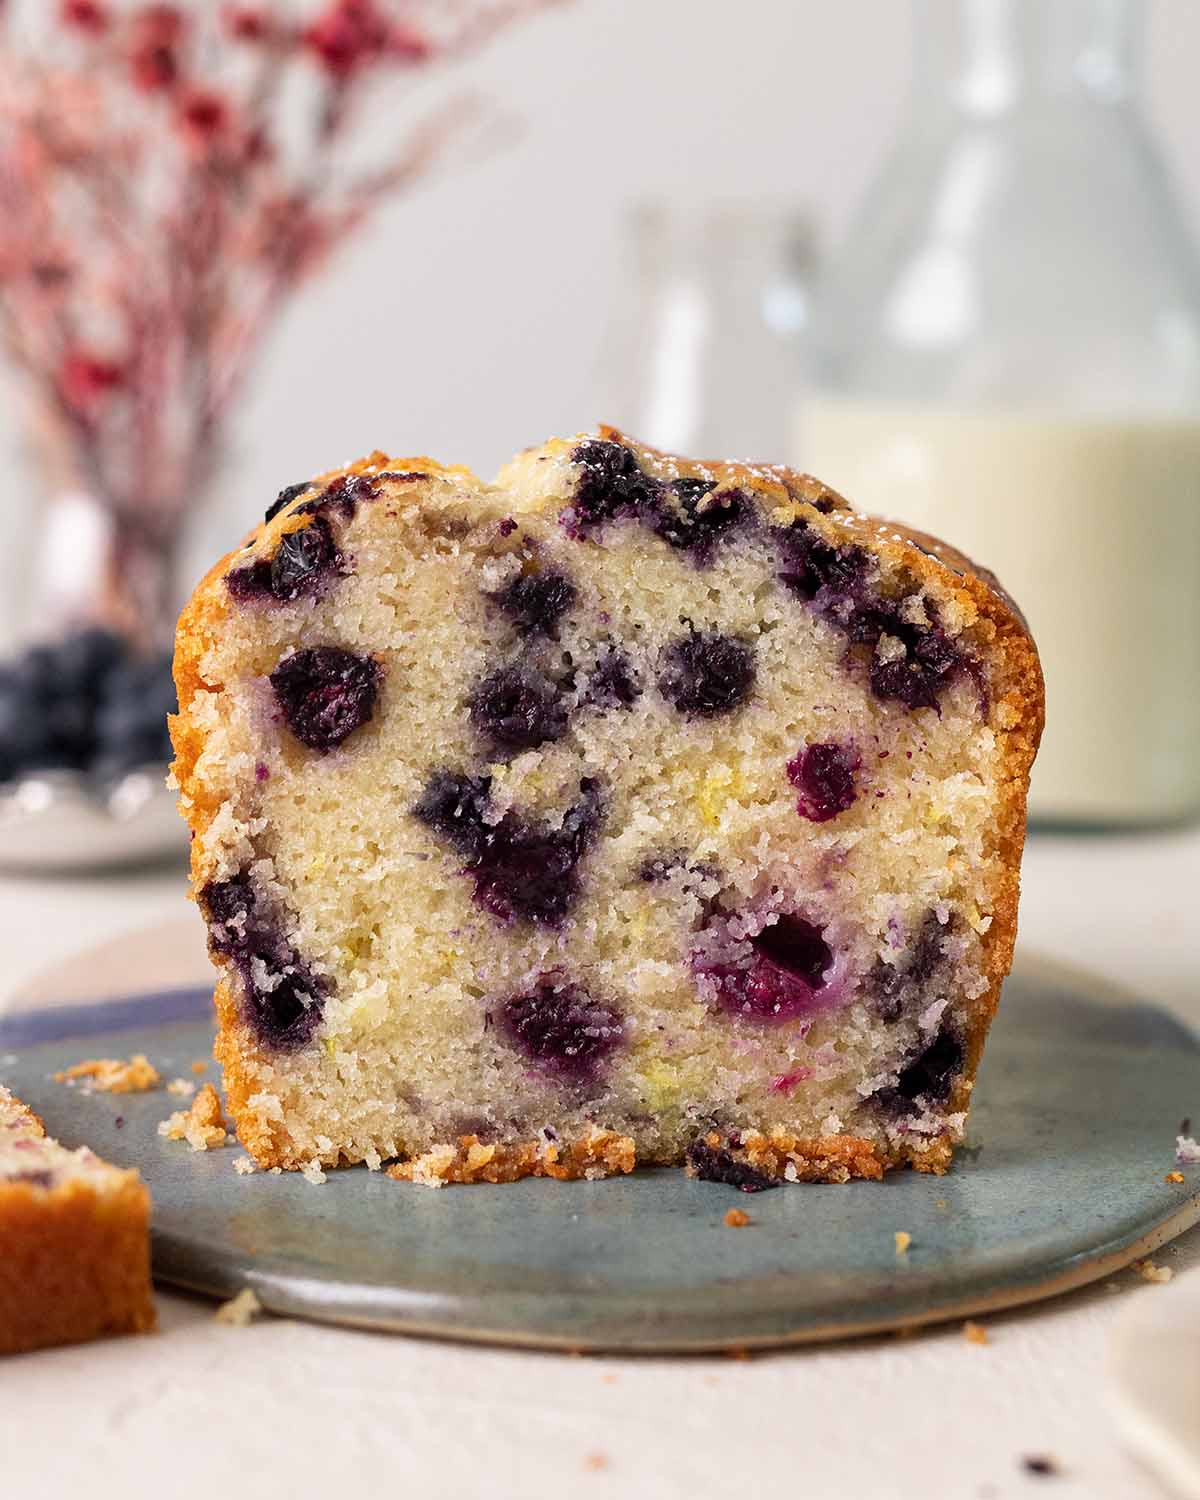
top-left (1165, 1170), bottom-right (1185, 1184)
top-left (214, 1287), bottom-right (262, 1327)
top-left (1021, 1454), bottom-right (1060, 1478)
top-left (54, 1054), bottom-right (160, 1093)
top-left (583, 1454), bottom-right (609, 1473)
top-left (894, 1230), bottom-right (912, 1255)
top-left (724, 1207), bottom-right (750, 1228)
top-left (158, 1083), bottom-right (229, 1151)
top-left (233, 1155), bottom-right (256, 1175)
top-left (1131, 1258), bottom-right (1173, 1285)
top-left (962, 1320), bottom-right (988, 1345)
top-left (166, 1077), bottom-right (197, 1098)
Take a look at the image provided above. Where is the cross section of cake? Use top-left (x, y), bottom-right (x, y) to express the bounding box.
top-left (171, 429), bottom-right (1042, 1187)
top-left (0, 1085), bottom-right (155, 1353)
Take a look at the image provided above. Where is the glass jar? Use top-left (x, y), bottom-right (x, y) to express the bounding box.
top-left (800, 0), bottom-right (1200, 827)
top-left (601, 200), bottom-right (818, 461)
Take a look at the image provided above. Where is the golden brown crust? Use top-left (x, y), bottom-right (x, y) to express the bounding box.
top-left (0, 1099), bottom-right (155, 1355)
top-left (385, 1129), bottom-right (637, 1186)
top-left (173, 428), bottom-right (1043, 1178)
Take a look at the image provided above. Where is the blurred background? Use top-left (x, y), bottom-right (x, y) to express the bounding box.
top-left (1, 0), bottom-right (1199, 869)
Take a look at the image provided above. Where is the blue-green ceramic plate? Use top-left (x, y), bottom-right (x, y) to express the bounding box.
top-left (2, 955), bottom-right (1197, 1352)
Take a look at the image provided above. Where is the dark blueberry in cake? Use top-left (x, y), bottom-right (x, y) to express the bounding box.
top-left (226, 559), bottom-right (274, 600)
top-left (240, 955), bottom-right (327, 1051)
top-left (872, 911), bottom-right (950, 1023)
top-left (201, 878), bottom-right (256, 954)
top-left (686, 1138), bottom-right (779, 1193)
top-left (845, 596), bottom-right (967, 712)
top-left (585, 649), bottom-right (641, 709)
top-left (468, 664), bottom-right (568, 752)
top-left (412, 770), bottom-right (494, 859)
top-left (566, 439), bottom-right (661, 534)
top-left (296, 471), bottom-right (380, 523)
top-left (265, 481), bottom-right (312, 524)
top-left (877, 1027), bottom-right (964, 1114)
top-left (659, 632), bottom-right (755, 718)
top-left (703, 914), bottom-right (835, 1022)
top-left (269, 647), bottom-right (381, 752)
top-left (269, 517), bottom-right (341, 601)
top-left (473, 781), bottom-right (603, 926)
top-left (777, 520), bottom-right (869, 604)
top-left (200, 875), bottom-right (327, 1051)
top-left (10, 1169), bottom-right (54, 1188)
top-left (414, 774), bottom-right (603, 927)
top-left (497, 976), bottom-right (623, 1081)
top-left (650, 479), bottom-right (744, 562)
top-left (492, 570), bottom-right (577, 637)
top-left (787, 740), bottom-right (861, 822)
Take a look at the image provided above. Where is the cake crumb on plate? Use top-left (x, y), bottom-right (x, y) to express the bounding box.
top-left (894, 1230), bottom-right (912, 1255)
top-left (158, 1083), bottom-right (229, 1151)
top-left (54, 1054), bottom-right (160, 1093)
top-left (724, 1207), bottom-right (750, 1228)
top-left (215, 1288), bottom-right (262, 1326)
top-left (962, 1320), bottom-right (988, 1345)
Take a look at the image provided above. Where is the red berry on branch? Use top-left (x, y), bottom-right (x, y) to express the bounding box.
top-left (60, 0), bottom-right (110, 32)
top-left (61, 352), bottom-right (125, 413)
top-left (303, 0), bottom-right (390, 80)
top-left (131, 4), bottom-right (187, 46)
top-left (223, 6), bottom-right (272, 42)
top-left (129, 43), bottom-right (179, 92)
top-left (176, 88), bottom-right (230, 147)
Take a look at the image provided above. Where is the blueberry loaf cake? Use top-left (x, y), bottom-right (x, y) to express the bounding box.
top-left (171, 428), bottom-right (1042, 1186)
top-left (1, 1085), bottom-right (154, 1353)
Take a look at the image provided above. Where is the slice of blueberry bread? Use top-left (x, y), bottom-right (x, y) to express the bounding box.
top-left (1, 1085), bottom-right (155, 1353)
top-left (171, 428), bottom-right (1042, 1185)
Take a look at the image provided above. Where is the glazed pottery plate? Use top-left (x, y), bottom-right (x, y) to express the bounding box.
top-left (2, 954), bottom-right (1197, 1352)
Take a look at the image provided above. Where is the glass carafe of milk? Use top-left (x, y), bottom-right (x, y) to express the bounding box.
top-left (802, 0), bottom-right (1200, 826)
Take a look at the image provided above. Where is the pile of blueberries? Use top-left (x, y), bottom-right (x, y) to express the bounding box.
top-left (0, 627), bottom-right (176, 786)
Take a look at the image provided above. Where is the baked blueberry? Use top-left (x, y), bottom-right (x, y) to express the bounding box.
top-left (265, 481), bottom-right (312, 524)
top-left (658, 632), bottom-right (755, 718)
top-left (492, 570), bottom-right (577, 637)
top-left (686, 1138), bottom-right (779, 1193)
top-left (566, 439), bottom-right (661, 533)
top-left (787, 741), bottom-right (861, 822)
top-left (269, 647), bottom-right (381, 752)
top-left (498, 977), bottom-right (623, 1081)
top-left (467, 664), bottom-right (568, 752)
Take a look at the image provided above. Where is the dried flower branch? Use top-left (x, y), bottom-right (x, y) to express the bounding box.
top-left (0, 0), bottom-right (558, 640)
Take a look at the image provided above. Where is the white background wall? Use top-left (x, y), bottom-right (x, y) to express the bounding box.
top-left (4, 0), bottom-right (1200, 609)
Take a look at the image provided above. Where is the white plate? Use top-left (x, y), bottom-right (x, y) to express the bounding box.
top-left (0, 766), bottom-right (186, 872)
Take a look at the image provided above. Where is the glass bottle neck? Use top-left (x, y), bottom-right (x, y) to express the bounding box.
top-left (911, 0), bottom-right (1143, 114)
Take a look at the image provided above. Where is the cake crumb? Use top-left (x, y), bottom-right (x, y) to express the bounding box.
top-left (1165, 1170), bottom-right (1186, 1184)
top-left (583, 1453), bottom-right (609, 1472)
top-left (215, 1287), bottom-right (262, 1327)
top-left (894, 1230), bottom-right (912, 1255)
top-left (724, 1207), bottom-right (750, 1228)
top-left (158, 1083), bottom-right (229, 1151)
top-left (1175, 1135), bottom-right (1200, 1165)
top-left (962, 1320), bottom-right (989, 1345)
top-left (1132, 1258), bottom-right (1173, 1284)
top-left (54, 1054), bottom-right (160, 1093)
top-left (300, 1158), bottom-right (327, 1185)
top-left (1021, 1455), bottom-right (1060, 1478)
top-left (388, 1129), bottom-right (636, 1187)
top-left (166, 1077), bottom-right (197, 1098)
top-left (233, 1155), bottom-right (256, 1175)
top-left (191, 1060), bottom-right (209, 1074)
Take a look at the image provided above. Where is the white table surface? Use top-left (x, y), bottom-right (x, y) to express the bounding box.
top-left (2, 827), bottom-right (1198, 1500)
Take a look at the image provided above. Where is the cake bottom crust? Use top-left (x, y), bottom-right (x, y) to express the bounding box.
top-left (380, 1126), bottom-right (954, 1189)
top-left (0, 1177), bottom-right (156, 1355)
